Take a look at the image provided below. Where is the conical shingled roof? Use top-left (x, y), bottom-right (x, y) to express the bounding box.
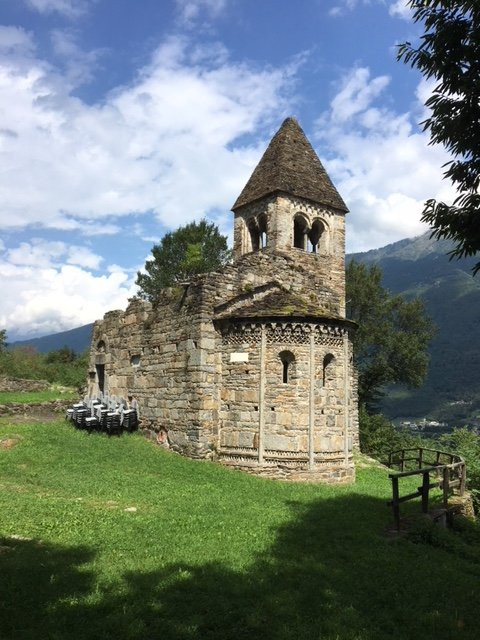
top-left (232, 117), bottom-right (348, 212)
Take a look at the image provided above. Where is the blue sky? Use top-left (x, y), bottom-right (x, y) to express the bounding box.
top-left (0, 0), bottom-right (455, 340)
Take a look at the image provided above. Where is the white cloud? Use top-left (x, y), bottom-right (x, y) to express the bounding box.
top-left (0, 26), bottom-right (35, 54)
top-left (329, 68), bottom-right (390, 123)
top-left (0, 34), bottom-right (292, 235)
top-left (175, 0), bottom-right (229, 24)
top-left (50, 29), bottom-right (105, 88)
top-left (0, 241), bottom-right (134, 339)
top-left (329, 0), bottom-right (359, 18)
top-left (389, 1), bottom-right (411, 20)
top-left (329, 1), bottom-right (412, 19)
top-left (25, 0), bottom-right (94, 18)
top-left (6, 239), bottom-right (102, 270)
top-left (0, 31), bottom-right (295, 338)
top-left (315, 66), bottom-right (455, 252)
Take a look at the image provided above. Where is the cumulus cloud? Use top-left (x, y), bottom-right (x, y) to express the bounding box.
top-left (329, 1), bottom-right (411, 19)
top-left (25, 0), bottom-right (94, 18)
top-left (6, 239), bottom-right (102, 270)
top-left (0, 26), bottom-right (35, 54)
top-left (0, 29), bottom-right (296, 338)
top-left (50, 29), bottom-right (105, 88)
top-left (389, 1), bottom-right (411, 20)
top-left (175, 0), bottom-right (229, 24)
top-left (0, 239), bottom-right (135, 339)
top-left (314, 66), bottom-right (455, 252)
top-left (0, 33), bottom-right (292, 235)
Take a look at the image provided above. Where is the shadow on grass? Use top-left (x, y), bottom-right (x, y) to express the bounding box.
top-left (2, 494), bottom-right (480, 640)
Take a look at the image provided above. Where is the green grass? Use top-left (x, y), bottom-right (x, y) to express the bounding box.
top-left (0, 387), bottom-right (76, 404)
top-left (1, 420), bottom-right (479, 640)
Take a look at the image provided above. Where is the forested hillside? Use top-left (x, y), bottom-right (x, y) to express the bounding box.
top-left (350, 234), bottom-right (480, 426)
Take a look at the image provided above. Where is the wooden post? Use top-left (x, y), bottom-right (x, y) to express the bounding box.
top-left (418, 447), bottom-right (423, 469)
top-left (443, 466), bottom-right (450, 508)
top-left (401, 449), bottom-right (405, 472)
top-left (392, 476), bottom-right (400, 530)
top-left (421, 471), bottom-right (430, 513)
top-left (388, 451), bottom-right (392, 468)
top-left (459, 463), bottom-right (466, 495)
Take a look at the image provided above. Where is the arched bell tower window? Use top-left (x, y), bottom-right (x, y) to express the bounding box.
top-left (248, 219), bottom-right (260, 251)
top-left (293, 214), bottom-right (309, 250)
top-left (258, 213), bottom-right (268, 249)
top-left (279, 350), bottom-right (295, 383)
top-left (308, 219), bottom-right (326, 253)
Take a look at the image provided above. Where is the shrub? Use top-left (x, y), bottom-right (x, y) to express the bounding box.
top-left (359, 406), bottom-right (420, 462)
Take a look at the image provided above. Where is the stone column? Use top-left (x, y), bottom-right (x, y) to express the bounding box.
top-left (258, 325), bottom-right (266, 464)
top-left (343, 331), bottom-right (349, 465)
top-left (308, 329), bottom-right (315, 470)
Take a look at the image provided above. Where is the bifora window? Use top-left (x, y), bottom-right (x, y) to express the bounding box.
top-left (293, 214), bottom-right (309, 250)
top-left (247, 214), bottom-right (268, 251)
top-left (308, 218), bottom-right (325, 253)
top-left (293, 215), bottom-right (329, 253)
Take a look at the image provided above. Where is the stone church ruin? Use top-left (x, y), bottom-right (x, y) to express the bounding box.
top-left (87, 117), bottom-right (359, 482)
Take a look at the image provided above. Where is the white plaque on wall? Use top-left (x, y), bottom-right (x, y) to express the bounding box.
top-left (230, 352), bottom-right (249, 363)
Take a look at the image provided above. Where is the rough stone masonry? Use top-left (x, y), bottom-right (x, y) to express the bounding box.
top-left (87, 117), bottom-right (359, 483)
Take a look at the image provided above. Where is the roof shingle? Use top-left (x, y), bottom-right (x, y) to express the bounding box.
top-left (232, 117), bottom-right (348, 212)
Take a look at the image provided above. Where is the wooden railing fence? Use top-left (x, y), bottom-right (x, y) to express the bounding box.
top-left (386, 447), bottom-right (466, 530)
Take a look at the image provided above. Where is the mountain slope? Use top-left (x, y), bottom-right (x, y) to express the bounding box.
top-left (9, 323), bottom-right (93, 354)
top-left (349, 233), bottom-right (480, 425)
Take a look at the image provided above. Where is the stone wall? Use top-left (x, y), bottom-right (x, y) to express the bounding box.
top-left (88, 285), bottom-right (221, 459)
top-left (87, 227), bottom-right (358, 482)
top-left (0, 400), bottom-right (71, 416)
top-left (0, 377), bottom-right (50, 392)
top-left (233, 194), bottom-right (346, 315)
top-left (216, 319), bottom-right (356, 482)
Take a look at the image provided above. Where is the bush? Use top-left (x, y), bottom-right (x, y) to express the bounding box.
top-left (0, 346), bottom-right (88, 389)
top-left (439, 428), bottom-right (480, 510)
top-left (359, 406), bottom-right (421, 462)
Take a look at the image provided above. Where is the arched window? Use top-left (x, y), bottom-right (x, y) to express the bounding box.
top-left (279, 350), bottom-right (295, 383)
top-left (96, 340), bottom-right (106, 353)
top-left (248, 220), bottom-right (260, 251)
top-left (309, 219), bottom-right (326, 254)
top-left (258, 213), bottom-right (268, 249)
top-left (323, 353), bottom-right (335, 386)
top-left (293, 214), bottom-right (309, 250)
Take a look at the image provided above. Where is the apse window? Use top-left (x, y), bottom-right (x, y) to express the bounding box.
top-left (279, 350), bottom-right (295, 383)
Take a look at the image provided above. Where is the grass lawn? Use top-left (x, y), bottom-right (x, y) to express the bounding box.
top-left (1, 419), bottom-right (479, 640)
top-left (0, 387), bottom-right (77, 404)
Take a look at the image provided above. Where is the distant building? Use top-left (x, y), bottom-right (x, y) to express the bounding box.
top-left (88, 118), bottom-right (359, 482)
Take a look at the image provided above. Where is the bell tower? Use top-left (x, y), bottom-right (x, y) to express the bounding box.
top-left (231, 118), bottom-right (349, 311)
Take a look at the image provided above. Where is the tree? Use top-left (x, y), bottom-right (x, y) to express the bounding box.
top-left (346, 261), bottom-right (435, 410)
top-left (136, 219), bottom-right (231, 303)
top-left (0, 329), bottom-right (6, 352)
top-left (398, 1), bottom-right (480, 272)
